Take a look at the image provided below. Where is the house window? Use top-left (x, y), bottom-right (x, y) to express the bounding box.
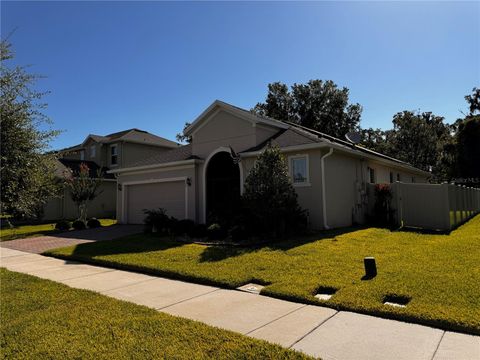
top-left (368, 167), bottom-right (375, 184)
top-left (80, 150), bottom-right (85, 161)
top-left (110, 145), bottom-right (118, 165)
top-left (389, 172), bottom-right (394, 183)
top-left (397, 173), bottom-right (401, 182)
top-left (290, 155), bottom-right (309, 185)
top-left (90, 145), bottom-right (96, 158)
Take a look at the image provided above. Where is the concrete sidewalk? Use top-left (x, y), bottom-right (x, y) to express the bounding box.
top-left (1, 247), bottom-right (478, 360)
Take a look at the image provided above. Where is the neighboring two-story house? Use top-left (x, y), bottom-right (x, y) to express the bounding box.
top-left (43, 129), bottom-right (179, 220)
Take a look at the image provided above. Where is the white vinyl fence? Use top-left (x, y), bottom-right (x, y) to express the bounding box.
top-left (393, 183), bottom-right (480, 231)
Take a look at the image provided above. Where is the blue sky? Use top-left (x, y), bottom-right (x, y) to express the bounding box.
top-left (2, 1), bottom-right (479, 150)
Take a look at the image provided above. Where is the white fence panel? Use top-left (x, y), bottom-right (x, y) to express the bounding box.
top-left (384, 182), bottom-right (480, 232)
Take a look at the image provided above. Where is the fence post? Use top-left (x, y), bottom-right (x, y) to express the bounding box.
top-left (451, 185), bottom-right (457, 227)
top-left (468, 187), bottom-right (473, 218)
top-left (468, 187), bottom-right (472, 218)
top-left (396, 182), bottom-right (403, 227)
top-left (441, 184), bottom-right (451, 231)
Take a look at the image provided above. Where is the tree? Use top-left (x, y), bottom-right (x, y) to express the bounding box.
top-left (456, 116), bottom-right (480, 178)
top-left (0, 39), bottom-right (60, 218)
top-left (176, 122), bottom-right (192, 143)
top-left (242, 143), bottom-right (306, 238)
top-left (465, 87), bottom-right (480, 115)
top-left (360, 128), bottom-right (390, 154)
top-left (437, 88), bottom-right (480, 180)
top-left (253, 80), bottom-right (362, 138)
top-left (66, 163), bottom-right (103, 223)
top-left (386, 111), bottom-right (452, 174)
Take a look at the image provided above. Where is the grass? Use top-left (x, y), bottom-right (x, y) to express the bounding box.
top-left (0, 219), bottom-right (117, 241)
top-left (45, 215), bottom-right (480, 335)
top-left (0, 268), bottom-right (311, 359)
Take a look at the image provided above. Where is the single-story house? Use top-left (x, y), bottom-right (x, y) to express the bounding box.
top-left (111, 100), bottom-right (430, 229)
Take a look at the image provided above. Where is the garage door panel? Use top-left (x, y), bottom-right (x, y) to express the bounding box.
top-left (126, 182), bottom-right (185, 224)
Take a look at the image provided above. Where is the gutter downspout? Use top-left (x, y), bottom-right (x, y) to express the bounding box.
top-left (321, 148), bottom-right (334, 229)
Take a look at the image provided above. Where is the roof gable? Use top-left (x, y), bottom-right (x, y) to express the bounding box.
top-left (184, 100), bottom-right (288, 137)
top-left (78, 129), bottom-right (179, 149)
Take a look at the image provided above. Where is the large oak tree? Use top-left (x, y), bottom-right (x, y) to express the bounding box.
top-left (253, 80), bottom-right (362, 139)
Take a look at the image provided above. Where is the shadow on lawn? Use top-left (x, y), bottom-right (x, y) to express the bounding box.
top-left (66, 234), bottom-right (187, 258)
top-left (198, 225), bottom-right (364, 263)
top-left (48, 224), bottom-right (143, 241)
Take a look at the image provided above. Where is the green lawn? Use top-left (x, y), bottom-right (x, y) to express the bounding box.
top-left (46, 215), bottom-right (480, 334)
top-left (0, 219), bottom-right (117, 241)
top-left (0, 269), bottom-right (310, 359)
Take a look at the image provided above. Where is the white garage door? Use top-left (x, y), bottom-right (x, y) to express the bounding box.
top-left (126, 181), bottom-right (186, 224)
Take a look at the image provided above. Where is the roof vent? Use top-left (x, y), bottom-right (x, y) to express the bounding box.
top-left (345, 131), bottom-right (361, 144)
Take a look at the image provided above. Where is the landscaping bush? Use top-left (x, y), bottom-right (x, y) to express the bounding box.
top-left (72, 220), bottom-right (86, 230)
top-left (242, 143), bottom-right (307, 239)
top-left (373, 184), bottom-right (394, 226)
top-left (229, 224), bottom-right (250, 242)
top-left (191, 223), bottom-right (208, 238)
top-left (0, 218), bottom-right (14, 229)
top-left (87, 218), bottom-right (101, 228)
top-left (55, 220), bottom-right (71, 231)
top-left (143, 208), bottom-right (171, 234)
top-left (172, 219), bottom-right (195, 237)
top-left (207, 223), bottom-right (227, 240)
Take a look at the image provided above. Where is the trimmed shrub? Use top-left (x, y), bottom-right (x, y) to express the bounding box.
top-left (143, 208), bottom-right (171, 234)
top-left (207, 223), bottom-right (227, 241)
top-left (72, 220), bottom-right (86, 230)
top-left (373, 184), bottom-right (394, 226)
top-left (242, 143), bottom-right (307, 238)
top-left (172, 219), bottom-right (195, 237)
top-left (55, 220), bottom-right (71, 231)
top-left (87, 218), bottom-right (101, 228)
top-left (0, 218), bottom-right (14, 229)
top-left (191, 223), bottom-right (208, 239)
top-left (229, 224), bottom-right (250, 242)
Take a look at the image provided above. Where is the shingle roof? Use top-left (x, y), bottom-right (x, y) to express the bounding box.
top-left (56, 129), bottom-right (179, 153)
top-left (240, 120), bottom-right (415, 168)
top-left (57, 159), bottom-right (115, 179)
top-left (128, 144), bottom-right (197, 167)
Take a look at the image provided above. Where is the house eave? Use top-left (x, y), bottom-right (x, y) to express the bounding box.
top-left (107, 159), bottom-right (203, 174)
top-left (241, 142), bottom-right (430, 177)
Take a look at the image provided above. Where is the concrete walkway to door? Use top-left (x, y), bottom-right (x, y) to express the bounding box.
top-left (0, 224), bottom-right (143, 254)
top-left (1, 247), bottom-right (478, 360)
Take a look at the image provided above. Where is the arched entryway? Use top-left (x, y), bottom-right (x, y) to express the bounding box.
top-left (205, 151), bottom-right (241, 224)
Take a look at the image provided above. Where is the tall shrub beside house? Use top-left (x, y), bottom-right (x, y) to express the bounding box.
top-left (242, 143), bottom-right (306, 238)
top-left (373, 184), bottom-right (394, 226)
top-left (66, 163), bottom-right (103, 224)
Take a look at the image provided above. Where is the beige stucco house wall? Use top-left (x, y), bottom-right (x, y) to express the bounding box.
top-left (43, 129), bottom-right (179, 221)
top-left (111, 100), bottom-right (430, 229)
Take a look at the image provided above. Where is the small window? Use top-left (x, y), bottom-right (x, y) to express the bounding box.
top-left (396, 173), bottom-right (401, 182)
top-left (291, 156), bottom-right (308, 184)
top-left (90, 145), bottom-right (96, 158)
top-left (80, 150), bottom-right (85, 161)
top-left (110, 145), bottom-right (118, 165)
top-left (368, 167), bottom-right (375, 184)
top-left (389, 172), bottom-right (394, 184)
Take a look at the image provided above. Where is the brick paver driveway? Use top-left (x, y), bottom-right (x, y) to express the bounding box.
top-left (0, 225), bottom-right (142, 254)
